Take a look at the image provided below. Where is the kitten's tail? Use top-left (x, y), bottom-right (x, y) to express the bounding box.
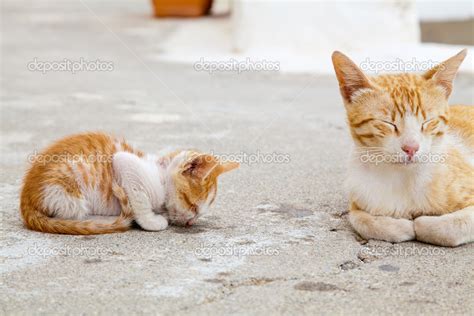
top-left (21, 210), bottom-right (133, 235)
top-left (20, 185), bottom-right (134, 235)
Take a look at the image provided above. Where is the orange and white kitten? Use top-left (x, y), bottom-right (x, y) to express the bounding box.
top-left (20, 132), bottom-right (239, 234)
top-left (332, 49), bottom-right (473, 247)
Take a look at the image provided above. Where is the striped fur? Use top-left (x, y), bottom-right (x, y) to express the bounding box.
top-left (332, 50), bottom-right (474, 246)
top-left (20, 132), bottom-right (239, 234)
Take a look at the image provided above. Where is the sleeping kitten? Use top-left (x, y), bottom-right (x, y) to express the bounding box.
top-left (332, 49), bottom-right (473, 247)
top-left (20, 132), bottom-right (239, 234)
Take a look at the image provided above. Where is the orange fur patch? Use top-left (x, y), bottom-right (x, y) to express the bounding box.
top-left (20, 132), bottom-right (141, 234)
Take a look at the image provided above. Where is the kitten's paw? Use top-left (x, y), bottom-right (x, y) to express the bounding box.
top-left (414, 216), bottom-right (460, 247)
top-left (138, 214), bottom-right (168, 231)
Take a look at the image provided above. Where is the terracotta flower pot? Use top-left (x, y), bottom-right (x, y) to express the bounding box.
top-left (151, 0), bottom-right (213, 17)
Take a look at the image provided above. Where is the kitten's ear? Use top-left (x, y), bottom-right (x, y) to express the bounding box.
top-left (183, 154), bottom-right (239, 182)
top-left (331, 51), bottom-right (373, 102)
top-left (423, 49), bottom-right (467, 98)
top-left (206, 160), bottom-right (240, 180)
top-left (182, 154), bottom-right (219, 181)
top-left (216, 161), bottom-right (240, 175)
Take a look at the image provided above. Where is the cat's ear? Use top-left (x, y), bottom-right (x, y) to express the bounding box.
top-left (423, 49), bottom-right (467, 98)
top-left (183, 154), bottom-right (239, 182)
top-left (331, 51), bottom-right (373, 102)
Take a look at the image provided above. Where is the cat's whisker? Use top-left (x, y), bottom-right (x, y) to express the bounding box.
top-left (354, 147), bottom-right (386, 150)
top-left (355, 147), bottom-right (386, 150)
top-left (353, 150), bottom-right (389, 155)
top-left (353, 151), bottom-right (387, 154)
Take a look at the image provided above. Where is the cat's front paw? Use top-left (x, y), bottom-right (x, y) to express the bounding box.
top-left (348, 211), bottom-right (415, 243)
top-left (127, 189), bottom-right (168, 231)
top-left (139, 214), bottom-right (169, 231)
top-left (414, 216), bottom-right (460, 247)
top-left (386, 218), bottom-right (415, 243)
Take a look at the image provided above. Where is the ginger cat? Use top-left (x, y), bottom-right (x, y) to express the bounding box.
top-left (20, 132), bottom-right (239, 234)
top-left (332, 49), bottom-right (473, 247)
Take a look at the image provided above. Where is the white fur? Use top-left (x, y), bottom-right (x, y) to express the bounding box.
top-left (43, 157), bottom-right (122, 219)
top-left (42, 150), bottom-right (171, 230)
top-left (347, 119), bottom-right (473, 246)
top-left (42, 184), bottom-right (88, 219)
top-left (415, 207), bottom-right (474, 247)
top-left (346, 160), bottom-right (436, 218)
top-left (348, 210), bottom-right (415, 243)
top-left (112, 150), bottom-right (214, 230)
top-left (112, 152), bottom-right (168, 231)
top-left (347, 114), bottom-right (453, 219)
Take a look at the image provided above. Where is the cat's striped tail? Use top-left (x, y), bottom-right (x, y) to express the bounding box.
top-left (20, 184), bottom-right (134, 235)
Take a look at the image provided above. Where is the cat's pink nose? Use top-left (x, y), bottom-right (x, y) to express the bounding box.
top-left (401, 143), bottom-right (419, 157)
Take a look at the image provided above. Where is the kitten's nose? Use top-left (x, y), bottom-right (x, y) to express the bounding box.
top-left (401, 143), bottom-right (419, 158)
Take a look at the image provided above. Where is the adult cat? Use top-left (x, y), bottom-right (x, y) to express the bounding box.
top-left (332, 49), bottom-right (473, 247)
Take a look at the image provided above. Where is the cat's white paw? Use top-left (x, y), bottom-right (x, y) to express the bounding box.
top-left (349, 211), bottom-right (415, 243)
top-left (127, 190), bottom-right (168, 231)
top-left (387, 218), bottom-right (416, 243)
top-left (137, 214), bottom-right (169, 231)
top-left (414, 216), bottom-right (460, 247)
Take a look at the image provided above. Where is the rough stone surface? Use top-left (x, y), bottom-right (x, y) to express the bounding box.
top-left (1, 1), bottom-right (474, 315)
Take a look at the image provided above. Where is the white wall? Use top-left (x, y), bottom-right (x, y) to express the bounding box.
top-left (232, 0), bottom-right (420, 55)
top-left (416, 0), bottom-right (474, 21)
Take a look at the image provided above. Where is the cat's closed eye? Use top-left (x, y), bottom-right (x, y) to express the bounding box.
top-left (376, 120), bottom-right (398, 132)
top-left (421, 118), bottom-right (440, 133)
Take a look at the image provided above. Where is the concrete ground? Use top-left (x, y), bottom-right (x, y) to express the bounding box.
top-left (1, 1), bottom-right (473, 315)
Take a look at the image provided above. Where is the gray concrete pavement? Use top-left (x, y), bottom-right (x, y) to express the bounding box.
top-left (1, 1), bottom-right (474, 315)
